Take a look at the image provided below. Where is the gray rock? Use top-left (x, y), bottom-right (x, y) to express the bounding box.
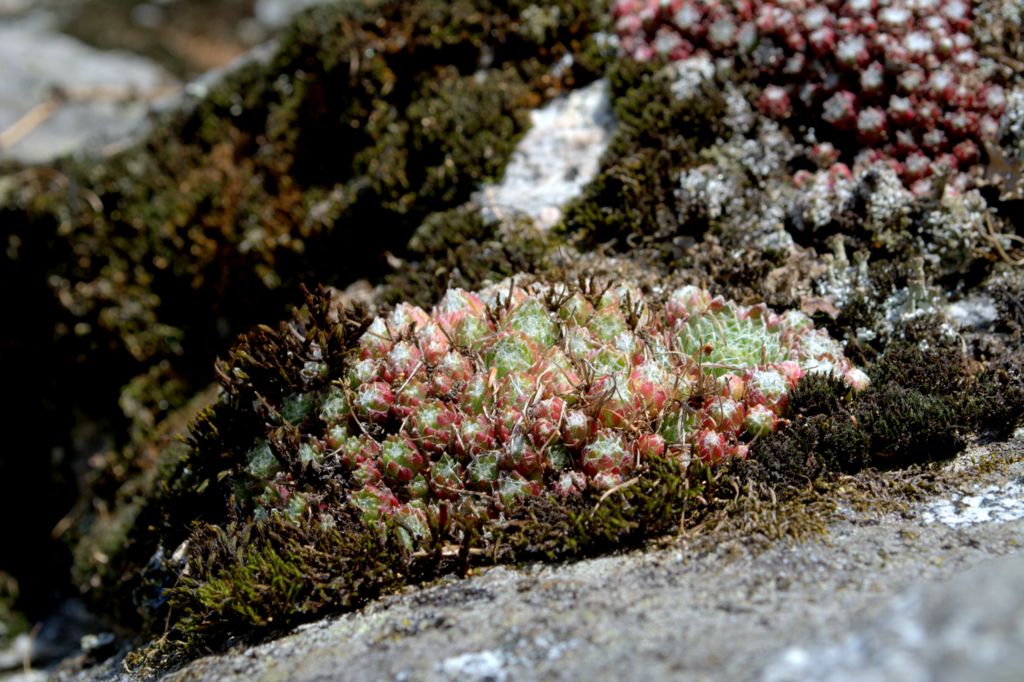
top-left (253, 0), bottom-right (327, 29)
top-left (921, 478), bottom-right (1024, 528)
top-left (0, 15), bottom-right (177, 163)
top-left (0, 0), bottom-right (30, 17)
top-left (476, 78), bottom-right (615, 230)
top-left (762, 554), bottom-right (1024, 682)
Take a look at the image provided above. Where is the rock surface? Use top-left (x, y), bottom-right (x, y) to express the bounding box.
top-left (0, 1), bottom-right (322, 163)
top-left (0, 14), bottom-right (177, 163)
top-left (253, 0), bottom-right (326, 29)
top-left (762, 553), bottom-right (1024, 682)
top-left (64, 438), bottom-right (1024, 682)
top-left (476, 78), bottom-right (615, 230)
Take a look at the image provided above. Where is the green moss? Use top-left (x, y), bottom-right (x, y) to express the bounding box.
top-left (967, 354), bottom-right (1024, 441)
top-left (559, 57), bottom-right (728, 251)
top-left (125, 514), bottom-right (413, 672)
top-left (0, 572), bottom-right (27, 648)
top-left (493, 457), bottom-right (702, 561)
top-left (128, 454), bottom-right (698, 670)
top-left (382, 206), bottom-right (559, 307)
top-left (746, 327), bottom-right (1024, 488)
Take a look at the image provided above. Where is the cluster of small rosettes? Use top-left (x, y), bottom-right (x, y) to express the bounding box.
top-left (613, 0), bottom-right (1006, 194)
top-left (248, 284), bottom-right (867, 546)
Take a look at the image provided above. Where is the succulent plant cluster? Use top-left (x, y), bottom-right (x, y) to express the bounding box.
top-left (243, 283), bottom-right (866, 548)
top-left (612, 0), bottom-right (1007, 194)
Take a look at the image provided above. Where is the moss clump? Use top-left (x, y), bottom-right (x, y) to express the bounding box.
top-left (165, 517), bottom-right (411, 652)
top-left (0, 0), bottom-right (606, 617)
top-left (491, 456), bottom-right (703, 561)
top-left (746, 327), bottom-right (1024, 488)
top-left (559, 56), bottom-right (728, 252)
top-left (381, 206), bottom-right (559, 307)
top-left (0, 572), bottom-right (27, 648)
top-left (126, 453), bottom-right (698, 672)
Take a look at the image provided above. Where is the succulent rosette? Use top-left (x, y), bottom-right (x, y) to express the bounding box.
top-left (613, 0), bottom-right (1007, 193)
top-left (244, 282), bottom-right (866, 547)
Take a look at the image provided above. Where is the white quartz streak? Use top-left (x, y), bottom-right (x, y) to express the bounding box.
top-left (476, 78), bottom-right (614, 230)
top-left (920, 480), bottom-right (1024, 528)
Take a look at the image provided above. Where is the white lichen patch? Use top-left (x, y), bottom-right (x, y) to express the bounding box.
top-left (666, 53), bottom-right (715, 102)
top-left (800, 169), bottom-right (855, 230)
top-left (675, 93), bottom-right (801, 251)
top-left (920, 480), bottom-right (1024, 528)
top-left (476, 78), bottom-right (614, 230)
top-left (1002, 84), bottom-right (1024, 152)
top-left (439, 649), bottom-right (509, 681)
top-left (862, 165), bottom-right (912, 228)
top-left (945, 295), bottom-right (999, 331)
top-left (678, 166), bottom-right (736, 221)
top-left (437, 636), bottom-right (579, 681)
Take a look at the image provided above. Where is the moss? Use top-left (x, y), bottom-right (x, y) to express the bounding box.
top-left (746, 326), bottom-right (1024, 488)
top-left (381, 206), bottom-right (559, 307)
top-left (493, 457), bottom-right (703, 561)
top-left (79, 287), bottom-right (368, 629)
top-left (169, 515), bottom-right (411, 644)
top-left (127, 454), bottom-right (698, 670)
top-left (559, 57), bottom-right (728, 252)
top-left (969, 354), bottom-right (1024, 440)
top-left (0, 0), bottom-right (606, 616)
top-left (0, 572), bottom-right (28, 648)
top-left (117, 362), bottom-right (194, 447)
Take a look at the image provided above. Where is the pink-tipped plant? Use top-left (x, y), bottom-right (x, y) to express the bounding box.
top-left (613, 0), bottom-right (1007, 193)
top-left (252, 282), bottom-right (867, 547)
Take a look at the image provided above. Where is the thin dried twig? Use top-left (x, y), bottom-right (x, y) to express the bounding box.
top-left (593, 476), bottom-right (640, 512)
top-left (0, 95), bottom-right (62, 150)
top-left (0, 83), bottom-right (178, 151)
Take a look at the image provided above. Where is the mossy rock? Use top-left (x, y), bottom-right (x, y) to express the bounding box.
top-left (107, 278), bottom-right (1024, 670)
top-left (9, 2), bottom-right (1024, 673)
top-left (0, 0), bottom-right (607, 618)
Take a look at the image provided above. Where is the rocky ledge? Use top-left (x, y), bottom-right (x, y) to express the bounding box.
top-left (1, 1), bottom-right (1023, 679)
top-left (62, 437), bottom-right (1024, 682)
